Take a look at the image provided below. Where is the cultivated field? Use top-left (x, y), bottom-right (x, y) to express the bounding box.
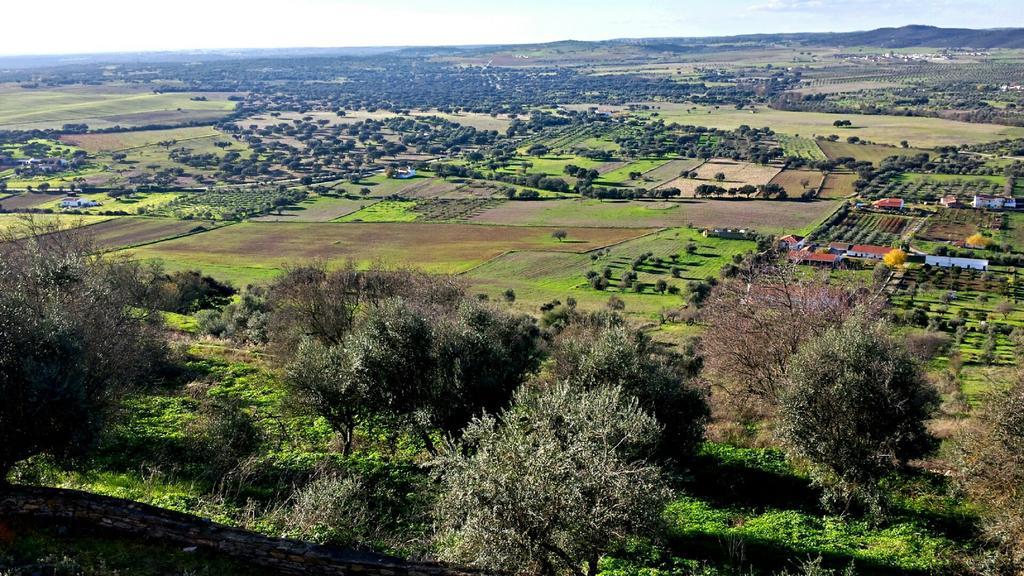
top-left (84, 217), bottom-right (214, 250)
top-left (0, 192), bottom-right (60, 210)
top-left (253, 196), bottom-right (376, 222)
top-left (627, 103), bottom-right (1024, 147)
top-left (471, 197), bottom-right (839, 234)
top-left (465, 227), bottom-right (756, 316)
top-left (819, 172), bottom-right (859, 198)
top-left (692, 159), bottom-right (782, 185)
top-left (0, 84), bottom-right (239, 130)
top-left (768, 169), bottom-right (825, 196)
top-left (125, 222), bottom-right (655, 284)
top-left (640, 158), bottom-right (706, 187)
top-left (816, 140), bottom-right (931, 164)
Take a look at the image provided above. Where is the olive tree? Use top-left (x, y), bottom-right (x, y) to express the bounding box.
top-left (433, 383), bottom-right (669, 576)
top-left (952, 370), bottom-right (1024, 566)
top-left (550, 313), bottom-right (707, 459)
top-left (779, 316), bottom-right (938, 513)
top-left (285, 297), bottom-right (541, 453)
top-left (0, 223), bottom-right (164, 483)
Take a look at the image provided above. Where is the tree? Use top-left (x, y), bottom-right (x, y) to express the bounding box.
top-left (284, 339), bottom-right (369, 455)
top-left (953, 370), bottom-right (1024, 567)
top-left (883, 248), bottom-right (907, 268)
top-left (966, 233), bottom-right (992, 249)
top-left (714, 172), bottom-right (726, 182)
top-left (433, 383), bottom-right (669, 576)
top-left (549, 314), bottom-right (707, 459)
top-left (701, 261), bottom-right (869, 410)
top-left (503, 288), bottom-right (516, 303)
top-left (0, 222), bottom-right (165, 483)
top-left (996, 300), bottom-right (1014, 320)
top-left (552, 230), bottom-right (568, 242)
top-left (780, 316), bottom-right (938, 512)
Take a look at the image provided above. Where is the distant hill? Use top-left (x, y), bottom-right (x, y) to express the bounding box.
top-left (3, 25), bottom-right (1024, 69)
top-left (659, 25), bottom-right (1024, 49)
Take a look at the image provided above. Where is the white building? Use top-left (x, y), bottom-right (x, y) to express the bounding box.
top-left (925, 255), bottom-right (988, 271)
top-left (972, 195), bottom-right (1017, 210)
top-left (60, 197), bottom-right (100, 209)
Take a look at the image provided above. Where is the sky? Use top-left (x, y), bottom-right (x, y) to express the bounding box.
top-left (1, 0), bottom-right (1021, 56)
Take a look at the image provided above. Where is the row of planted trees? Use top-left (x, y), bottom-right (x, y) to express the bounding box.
top-left (2, 224), bottom-right (1024, 573)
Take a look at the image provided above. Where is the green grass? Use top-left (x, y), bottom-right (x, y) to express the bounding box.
top-left (599, 159), bottom-right (673, 184)
top-left (337, 200), bottom-right (419, 222)
top-left (464, 228), bottom-right (755, 319)
top-left (778, 135), bottom-right (827, 160)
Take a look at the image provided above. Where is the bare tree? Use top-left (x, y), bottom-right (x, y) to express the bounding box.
top-left (700, 260), bottom-right (871, 413)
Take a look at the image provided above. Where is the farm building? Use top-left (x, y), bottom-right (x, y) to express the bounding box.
top-left (704, 228), bottom-right (755, 240)
top-left (925, 255), bottom-right (988, 270)
top-left (389, 167), bottom-right (417, 180)
top-left (939, 195), bottom-right (961, 208)
top-left (789, 250), bottom-right (843, 268)
top-left (778, 234), bottom-right (806, 250)
top-left (872, 198), bottom-right (905, 210)
top-left (972, 195), bottom-right (1016, 210)
top-left (847, 244), bottom-right (894, 260)
top-left (59, 197), bottom-right (100, 209)
top-left (828, 242), bottom-right (852, 254)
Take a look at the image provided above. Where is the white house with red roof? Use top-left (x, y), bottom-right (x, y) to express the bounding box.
top-left (872, 198), bottom-right (905, 210)
top-left (847, 244), bottom-right (895, 260)
top-left (778, 234), bottom-right (806, 250)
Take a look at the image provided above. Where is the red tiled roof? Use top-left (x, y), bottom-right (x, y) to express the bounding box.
top-left (779, 235), bottom-right (804, 243)
top-left (789, 250), bottom-right (840, 263)
top-left (873, 198), bottom-right (904, 208)
top-left (850, 244), bottom-right (894, 255)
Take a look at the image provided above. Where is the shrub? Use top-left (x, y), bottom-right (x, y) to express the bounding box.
top-left (780, 316), bottom-right (938, 513)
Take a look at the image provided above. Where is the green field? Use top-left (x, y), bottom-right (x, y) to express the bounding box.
top-left (472, 197), bottom-right (838, 234)
top-left (338, 200), bottom-right (419, 222)
top-left (0, 84), bottom-right (239, 130)
top-left (465, 227), bottom-right (755, 317)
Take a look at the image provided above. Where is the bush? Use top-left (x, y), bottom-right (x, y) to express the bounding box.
top-left (779, 316), bottom-right (938, 514)
top-left (433, 383), bottom-right (670, 576)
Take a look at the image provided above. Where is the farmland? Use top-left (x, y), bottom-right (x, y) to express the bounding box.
top-left (0, 84), bottom-right (239, 130)
top-left (816, 140), bottom-right (930, 164)
top-left (124, 222), bottom-right (655, 284)
top-left (6, 25), bottom-right (1024, 576)
top-left (633, 103), bottom-right (1024, 147)
top-left (811, 208), bottom-right (920, 245)
top-left (767, 168), bottom-right (825, 196)
top-left (471, 197), bottom-right (839, 234)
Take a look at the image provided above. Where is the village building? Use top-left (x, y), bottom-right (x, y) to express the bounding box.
top-left (847, 244), bottom-right (895, 260)
top-left (925, 255), bottom-right (989, 271)
top-left (777, 234), bottom-right (806, 250)
top-left (788, 250), bottom-right (843, 268)
top-left (872, 198), bottom-right (905, 210)
top-left (828, 242), bottom-right (852, 254)
top-left (972, 195), bottom-right (1017, 210)
top-left (60, 197), bottom-right (100, 209)
top-left (704, 228), bottom-right (755, 240)
top-left (939, 195), bottom-right (961, 208)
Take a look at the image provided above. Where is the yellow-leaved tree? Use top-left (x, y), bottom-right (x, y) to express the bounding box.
top-left (883, 248), bottom-right (908, 268)
top-left (966, 233), bottom-right (992, 248)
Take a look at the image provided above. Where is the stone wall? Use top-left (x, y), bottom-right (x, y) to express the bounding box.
top-left (0, 485), bottom-right (483, 576)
